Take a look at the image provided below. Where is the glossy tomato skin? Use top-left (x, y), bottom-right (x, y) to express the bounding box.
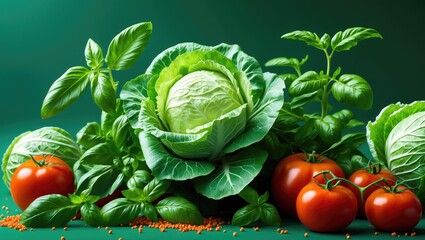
top-left (271, 153), bottom-right (345, 217)
top-left (296, 182), bottom-right (357, 232)
top-left (347, 169), bottom-right (396, 218)
top-left (365, 187), bottom-right (422, 232)
top-left (10, 155), bottom-right (75, 210)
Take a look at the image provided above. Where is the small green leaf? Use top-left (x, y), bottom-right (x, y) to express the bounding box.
top-left (141, 202), bottom-right (158, 222)
top-left (282, 30), bottom-right (325, 50)
top-left (127, 170), bottom-right (153, 189)
top-left (332, 109), bottom-right (354, 125)
top-left (122, 187), bottom-right (146, 203)
top-left (156, 196), bottom-right (203, 225)
top-left (332, 66), bottom-right (342, 79)
top-left (76, 122), bottom-right (106, 149)
top-left (265, 56), bottom-right (305, 74)
top-left (323, 132), bottom-right (366, 154)
top-left (143, 178), bottom-right (171, 202)
top-left (76, 164), bottom-right (122, 198)
top-left (332, 74), bottom-right (373, 110)
top-left (101, 198), bottom-right (141, 226)
top-left (90, 72), bottom-right (116, 113)
top-left (85, 38), bottom-right (104, 69)
top-left (238, 186), bottom-right (259, 205)
top-left (258, 191), bottom-right (269, 205)
top-left (80, 203), bottom-right (104, 227)
top-left (351, 154), bottom-right (370, 173)
top-left (111, 115), bottom-right (129, 148)
top-left (331, 27), bottom-right (382, 52)
top-left (320, 33), bottom-right (331, 49)
top-left (314, 115), bottom-right (342, 144)
top-left (294, 118), bottom-right (318, 145)
top-left (79, 141), bottom-right (119, 165)
top-left (106, 22), bottom-right (152, 70)
top-left (231, 204), bottom-right (260, 226)
top-left (260, 203), bottom-right (281, 226)
top-left (289, 71), bottom-right (327, 97)
top-left (20, 194), bottom-right (79, 227)
top-left (41, 66), bottom-right (91, 119)
top-left (290, 91), bottom-right (320, 109)
top-left (68, 194), bottom-right (83, 205)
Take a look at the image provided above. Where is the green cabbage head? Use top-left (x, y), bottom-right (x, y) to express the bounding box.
top-left (121, 43), bottom-right (284, 199)
top-left (367, 101), bottom-right (425, 200)
top-left (2, 127), bottom-right (82, 188)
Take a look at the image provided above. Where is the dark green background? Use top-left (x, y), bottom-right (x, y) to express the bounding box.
top-left (1, 0), bottom-right (424, 239)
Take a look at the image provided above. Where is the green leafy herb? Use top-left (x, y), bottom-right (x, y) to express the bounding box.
top-left (265, 27), bottom-right (381, 169)
top-left (156, 196), bottom-right (204, 225)
top-left (41, 22), bottom-right (152, 118)
top-left (20, 194), bottom-right (80, 227)
top-left (231, 186), bottom-right (281, 226)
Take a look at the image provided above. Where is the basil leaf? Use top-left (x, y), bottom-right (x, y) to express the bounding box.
top-left (20, 194), bottom-right (79, 227)
top-left (332, 74), bottom-right (373, 110)
top-left (143, 177), bottom-right (171, 202)
top-left (289, 71), bottom-right (327, 97)
top-left (111, 115), bottom-right (129, 148)
top-left (41, 66), bottom-right (91, 119)
top-left (122, 187), bottom-right (145, 203)
top-left (282, 30), bottom-right (325, 50)
top-left (80, 203), bottom-right (104, 227)
top-left (101, 198), bottom-right (141, 226)
top-left (156, 196), bottom-right (203, 225)
top-left (141, 202), bottom-right (158, 222)
top-left (79, 141), bottom-right (119, 165)
top-left (90, 72), bottom-right (116, 113)
top-left (258, 191), bottom-right (269, 205)
top-left (290, 91), bottom-right (320, 109)
top-left (68, 194), bottom-right (83, 205)
top-left (85, 38), bottom-right (104, 69)
top-left (106, 22), bottom-right (152, 70)
top-left (294, 118), bottom-right (317, 145)
top-left (260, 203), bottom-right (281, 227)
top-left (320, 33), bottom-right (331, 49)
top-left (127, 170), bottom-right (153, 189)
top-left (231, 204), bottom-right (260, 226)
top-left (76, 164), bottom-right (122, 198)
top-left (331, 27), bottom-right (382, 52)
top-left (323, 132), bottom-right (366, 154)
top-left (314, 115), bottom-right (342, 144)
top-left (332, 109), bottom-right (354, 126)
top-left (238, 186), bottom-right (259, 205)
top-left (76, 122), bottom-right (106, 149)
top-left (275, 103), bottom-right (303, 126)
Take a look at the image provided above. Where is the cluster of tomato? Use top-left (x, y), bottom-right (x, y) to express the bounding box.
top-left (271, 153), bottom-right (423, 233)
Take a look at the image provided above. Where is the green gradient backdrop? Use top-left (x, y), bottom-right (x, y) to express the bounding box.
top-left (1, 0), bottom-right (424, 150)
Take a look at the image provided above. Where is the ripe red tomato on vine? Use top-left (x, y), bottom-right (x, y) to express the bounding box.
top-left (10, 155), bottom-right (75, 210)
top-left (346, 163), bottom-right (396, 217)
top-left (271, 152), bottom-right (345, 217)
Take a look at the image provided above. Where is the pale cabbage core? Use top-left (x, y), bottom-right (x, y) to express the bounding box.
top-left (164, 70), bottom-right (243, 133)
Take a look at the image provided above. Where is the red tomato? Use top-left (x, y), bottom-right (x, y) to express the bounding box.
top-left (296, 181), bottom-right (357, 232)
top-left (271, 153), bottom-right (345, 217)
top-left (347, 167), bottom-right (396, 218)
top-left (365, 187), bottom-right (422, 232)
top-left (10, 155), bottom-right (75, 210)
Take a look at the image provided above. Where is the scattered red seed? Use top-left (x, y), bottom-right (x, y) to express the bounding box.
top-left (411, 232), bottom-right (417, 237)
top-left (108, 229), bottom-right (113, 234)
top-left (391, 232), bottom-right (397, 237)
top-left (304, 232), bottom-right (309, 237)
top-left (0, 215), bottom-right (27, 232)
top-left (233, 232), bottom-right (238, 237)
top-left (240, 227), bottom-right (245, 232)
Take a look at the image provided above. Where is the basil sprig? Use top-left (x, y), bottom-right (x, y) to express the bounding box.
top-left (265, 27), bottom-right (382, 175)
top-left (231, 186), bottom-right (281, 226)
top-left (41, 22), bottom-right (152, 118)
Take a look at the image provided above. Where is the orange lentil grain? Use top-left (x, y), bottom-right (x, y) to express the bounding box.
top-left (240, 227), bottom-right (244, 232)
top-left (63, 227), bottom-right (68, 231)
top-left (346, 234), bottom-right (351, 239)
top-left (51, 226), bottom-right (56, 231)
top-left (374, 231), bottom-right (379, 236)
top-left (105, 226), bottom-right (110, 230)
top-left (304, 232), bottom-right (309, 237)
top-left (223, 230), bottom-right (227, 233)
top-left (108, 230), bottom-right (113, 234)
top-left (60, 236), bottom-right (65, 240)
top-left (0, 215), bottom-right (27, 232)
top-left (411, 232), bottom-right (417, 237)
top-left (284, 229), bottom-right (288, 234)
top-left (391, 232), bottom-right (397, 237)
top-left (233, 232), bottom-right (238, 237)
top-left (118, 238), bottom-right (123, 240)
